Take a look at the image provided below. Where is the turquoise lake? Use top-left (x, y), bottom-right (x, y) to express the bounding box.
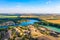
top-left (19, 19), bottom-right (39, 26)
top-left (40, 25), bottom-right (60, 33)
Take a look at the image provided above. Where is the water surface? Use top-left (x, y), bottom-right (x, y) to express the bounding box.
top-left (19, 19), bottom-right (39, 26)
top-left (40, 25), bottom-right (60, 33)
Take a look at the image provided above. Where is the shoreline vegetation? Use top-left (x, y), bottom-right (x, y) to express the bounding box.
top-left (0, 15), bottom-right (60, 40)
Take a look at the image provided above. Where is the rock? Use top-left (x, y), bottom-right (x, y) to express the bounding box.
top-left (0, 21), bottom-right (15, 26)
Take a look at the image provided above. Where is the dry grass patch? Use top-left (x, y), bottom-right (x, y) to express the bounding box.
top-left (44, 19), bottom-right (60, 24)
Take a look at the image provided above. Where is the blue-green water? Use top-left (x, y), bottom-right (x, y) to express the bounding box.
top-left (19, 19), bottom-right (39, 26)
top-left (40, 25), bottom-right (60, 33)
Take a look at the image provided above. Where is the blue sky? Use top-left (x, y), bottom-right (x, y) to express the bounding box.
top-left (0, 0), bottom-right (60, 13)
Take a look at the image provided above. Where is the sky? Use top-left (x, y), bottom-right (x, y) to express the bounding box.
top-left (0, 0), bottom-right (60, 14)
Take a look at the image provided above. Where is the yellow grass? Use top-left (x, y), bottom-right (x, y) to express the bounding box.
top-left (45, 20), bottom-right (60, 24)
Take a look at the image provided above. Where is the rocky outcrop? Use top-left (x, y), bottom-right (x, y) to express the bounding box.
top-left (0, 21), bottom-right (15, 26)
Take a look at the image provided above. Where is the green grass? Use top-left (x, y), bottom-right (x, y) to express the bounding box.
top-left (0, 15), bottom-right (18, 18)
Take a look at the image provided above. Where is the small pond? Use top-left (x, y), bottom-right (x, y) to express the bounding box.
top-left (19, 19), bottom-right (39, 26)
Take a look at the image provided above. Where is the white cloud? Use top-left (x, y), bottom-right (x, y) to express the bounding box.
top-left (0, 5), bottom-right (60, 14)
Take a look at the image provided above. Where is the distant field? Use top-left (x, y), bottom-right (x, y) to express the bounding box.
top-left (0, 15), bottom-right (18, 18)
top-left (45, 19), bottom-right (60, 24)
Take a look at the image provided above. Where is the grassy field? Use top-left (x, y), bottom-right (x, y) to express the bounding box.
top-left (45, 19), bottom-right (60, 24)
top-left (0, 15), bottom-right (18, 18)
